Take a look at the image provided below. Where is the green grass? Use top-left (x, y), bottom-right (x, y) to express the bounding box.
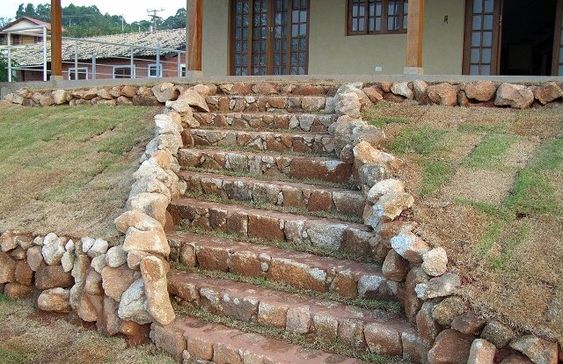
top-left (464, 134), bottom-right (517, 169)
top-left (505, 170), bottom-right (560, 216)
top-left (529, 137), bottom-right (562, 171)
top-left (387, 126), bottom-right (450, 156)
top-left (0, 348), bottom-right (27, 364)
top-left (419, 159), bottom-right (455, 196)
top-left (458, 122), bottom-right (511, 134)
top-left (176, 305), bottom-right (403, 364)
top-left (368, 116), bottom-right (408, 128)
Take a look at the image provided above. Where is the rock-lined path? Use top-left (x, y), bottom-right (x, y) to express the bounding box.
top-left (156, 86), bottom-right (421, 363)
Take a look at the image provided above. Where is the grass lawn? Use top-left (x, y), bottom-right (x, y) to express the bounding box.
top-left (0, 294), bottom-right (175, 364)
top-left (365, 102), bottom-right (563, 343)
top-left (0, 104), bottom-right (157, 240)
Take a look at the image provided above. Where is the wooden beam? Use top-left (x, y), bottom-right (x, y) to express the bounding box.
top-left (50, 0), bottom-right (63, 78)
top-left (404, 0), bottom-right (424, 74)
top-left (186, 0), bottom-right (203, 71)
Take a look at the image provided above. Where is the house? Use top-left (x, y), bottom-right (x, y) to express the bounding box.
top-left (9, 28), bottom-right (186, 81)
top-left (192, 0), bottom-right (563, 76)
top-left (0, 16), bottom-right (51, 46)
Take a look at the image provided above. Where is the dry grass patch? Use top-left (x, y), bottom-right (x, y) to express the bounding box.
top-left (364, 101), bottom-right (563, 343)
top-left (0, 104), bottom-right (157, 240)
top-left (0, 295), bottom-right (174, 364)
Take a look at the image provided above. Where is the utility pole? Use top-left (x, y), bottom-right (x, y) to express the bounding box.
top-left (147, 8), bottom-right (164, 32)
top-left (50, 0), bottom-right (62, 79)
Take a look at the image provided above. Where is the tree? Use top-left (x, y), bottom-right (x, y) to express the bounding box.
top-left (0, 17), bottom-right (12, 27)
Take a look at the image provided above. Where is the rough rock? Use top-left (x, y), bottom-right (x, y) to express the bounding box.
top-left (127, 192), bottom-right (170, 226)
top-left (37, 288), bottom-right (71, 313)
top-left (1, 232), bottom-right (18, 252)
top-left (481, 320), bottom-right (515, 348)
top-left (382, 249), bottom-right (409, 282)
top-left (390, 230), bottom-right (430, 264)
top-left (416, 273), bottom-right (461, 299)
top-left (105, 246), bottom-right (127, 268)
top-left (61, 251), bottom-right (74, 272)
top-left (468, 339), bottom-right (497, 364)
top-left (363, 86), bottom-right (384, 103)
top-left (91, 254), bottom-right (106, 273)
top-left (0, 252), bottom-right (16, 283)
top-left (495, 83), bottom-right (534, 109)
top-left (14, 260), bottom-right (33, 285)
top-left (114, 210), bottom-right (164, 234)
top-left (391, 81), bottom-right (414, 99)
top-left (140, 256), bottom-right (175, 325)
top-left (41, 233), bottom-right (66, 265)
top-left (169, 89), bottom-right (210, 112)
top-left (123, 227), bottom-right (170, 257)
top-left (413, 80), bottom-right (428, 100)
top-left (427, 83), bottom-right (459, 106)
top-left (464, 81), bottom-right (497, 102)
top-left (364, 322), bottom-right (402, 356)
top-left (432, 296), bottom-right (466, 326)
top-left (87, 238), bottom-right (109, 258)
top-left (422, 247), bottom-right (448, 277)
top-left (335, 91), bottom-right (362, 118)
top-left (451, 311), bottom-right (486, 335)
top-left (428, 329), bottom-right (473, 364)
top-left (117, 279), bottom-right (153, 324)
top-left (367, 179), bottom-right (404, 204)
top-left (4, 283), bottom-right (32, 299)
top-left (102, 265), bottom-right (137, 302)
top-left (532, 82), bottom-right (563, 105)
top-left (35, 265), bottom-right (73, 289)
top-left (151, 83), bottom-right (178, 103)
top-left (365, 191), bottom-right (414, 226)
top-left (510, 336), bottom-right (558, 364)
top-left (26, 246), bottom-right (43, 271)
top-left (77, 293), bottom-right (103, 322)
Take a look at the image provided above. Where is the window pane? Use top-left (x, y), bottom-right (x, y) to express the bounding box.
top-left (480, 64), bottom-right (490, 75)
top-left (470, 65), bottom-right (480, 75)
top-left (471, 48), bottom-right (480, 63)
top-left (483, 15), bottom-right (493, 30)
top-left (472, 31), bottom-right (481, 46)
top-left (484, 0), bottom-right (493, 13)
top-left (482, 48), bottom-right (491, 63)
top-left (558, 65), bottom-right (563, 76)
top-left (482, 31), bottom-right (492, 47)
top-left (472, 15), bottom-right (482, 30)
top-left (473, 0), bottom-right (482, 13)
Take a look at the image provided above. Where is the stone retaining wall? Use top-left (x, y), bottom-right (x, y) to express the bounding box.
top-left (3, 80), bottom-right (563, 109)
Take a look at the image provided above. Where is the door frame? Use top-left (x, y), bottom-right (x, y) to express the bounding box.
top-left (462, 0), bottom-right (503, 75)
top-left (228, 0), bottom-right (310, 76)
top-left (551, 0), bottom-right (563, 75)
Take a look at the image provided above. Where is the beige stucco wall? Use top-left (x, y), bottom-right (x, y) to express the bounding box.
top-left (201, 0), bottom-right (466, 76)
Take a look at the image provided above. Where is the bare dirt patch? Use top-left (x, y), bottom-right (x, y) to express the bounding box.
top-left (442, 168), bottom-right (515, 205)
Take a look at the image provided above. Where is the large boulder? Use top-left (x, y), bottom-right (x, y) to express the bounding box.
top-left (151, 83), bottom-right (179, 103)
top-left (495, 83), bottom-right (534, 109)
top-left (509, 336), bottom-right (558, 364)
top-left (140, 256), bottom-right (175, 325)
top-left (167, 89), bottom-right (210, 112)
top-left (41, 233), bottom-right (66, 265)
top-left (114, 210), bottom-right (164, 234)
top-left (427, 83), bottom-right (458, 106)
top-left (37, 288), bottom-right (71, 313)
top-left (0, 252), bottom-right (16, 283)
top-left (101, 265), bottom-right (137, 302)
top-left (390, 229), bottom-right (430, 264)
top-left (117, 279), bottom-right (153, 324)
top-left (391, 81), bottom-right (414, 99)
top-left (428, 329), bottom-right (473, 364)
top-left (464, 81), bottom-right (497, 102)
top-left (532, 82), bottom-right (563, 105)
top-left (123, 227), bottom-right (170, 257)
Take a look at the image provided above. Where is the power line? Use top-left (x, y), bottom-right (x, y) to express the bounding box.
top-left (147, 8), bottom-right (164, 32)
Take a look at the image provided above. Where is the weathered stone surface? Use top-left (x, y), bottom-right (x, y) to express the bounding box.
top-left (367, 179), bottom-right (404, 204)
top-left (102, 265), bottom-right (137, 302)
top-left (61, 251), bottom-right (74, 272)
top-left (413, 80), bottom-right (428, 100)
top-left (510, 335), bottom-right (558, 364)
top-left (140, 256), bottom-right (175, 325)
top-left (363, 86), bottom-right (384, 103)
top-left (451, 311), bottom-right (486, 335)
top-left (427, 83), bottom-right (458, 106)
top-left (402, 331), bottom-right (429, 364)
top-left (4, 283), bottom-right (32, 299)
top-left (335, 91), bottom-right (362, 118)
top-left (495, 83), bottom-right (534, 109)
top-left (468, 339), bottom-right (497, 364)
top-left (84, 269), bottom-right (103, 295)
top-left (481, 320), bottom-right (515, 348)
top-left (313, 313), bottom-right (339, 341)
top-left (382, 249), bottom-right (409, 282)
top-left (428, 329), bottom-right (473, 364)
top-left (422, 247), bottom-right (448, 277)
top-left (37, 287), bottom-right (71, 312)
top-left (102, 296), bottom-right (121, 335)
top-left (78, 293), bottom-right (103, 322)
top-left (366, 191), bottom-right (414, 226)
top-left (1, 232), bottom-right (18, 252)
top-left (404, 267), bottom-right (428, 321)
top-left (391, 81), bottom-right (414, 99)
top-left (432, 296), bottom-right (466, 326)
top-left (364, 322), bottom-right (402, 356)
top-left (357, 274), bottom-right (385, 298)
top-left (390, 230), bottom-right (430, 264)
top-left (416, 301), bottom-right (440, 345)
top-left (286, 306), bottom-right (311, 334)
top-left (257, 301), bottom-right (288, 328)
top-left (169, 89), bottom-right (210, 112)
top-left (127, 192), bottom-right (170, 226)
top-left (105, 246), bottom-right (127, 268)
top-left (91, 254), bottom-right (106, 274)
top-left (0, 252), bottom-right (16, 283)
top-left (127, 250), bottom-right (152, 270)
top-left (416, 272), bottom-right (461, 299)
top-left (500, 354), bottom-right (534, 364)
top-left (14, 260), bottom-right (33, 286)
top-left (151, 323), bottom-right (186, 361)
top-left (464, 81), bottom-right (497, 102)
top-left (50, 89), bottom-right (68, 104)
top-left (123, 227), bottom-right (170, 257)
top-left (532, 82), bottom-right (563, 105)
top-left (35, 265), bottom-right (73, 289)
top-left (71, 254), bottom-right (90, 285)
top-left (152, 83), bottom-right (178, 103)
top-left (118, 279), bottom-right (152, 324)
top-left (115, 210), bottom-right (163, 234)
top-left (87, 238), bottom-right (109, 258)
top-left (41, 233), bottom-right (66, 265)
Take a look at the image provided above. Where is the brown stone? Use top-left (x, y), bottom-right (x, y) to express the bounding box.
top-left (252, 82), bottom-right (278, 95)
top-left (495, 83), bottom-right (534, 109)
top-left (481, 321), bottom-right (515, 348)
top-left (331, 271), bottom-right (358, 298)
top-left (382, 249), bottom-right (409, 282)
top-left (307, 190), bottom-right (333, 212)
top-left (363, 86), bottom-right (384, 103)
top-left (428, 329), bottom-right (473, 364)
top-left (257, 301), bottom-right (288, 328)
top-left (37, 287), bottom-right (71, 313)
top-left (416, 302), bottom-right (440, 345)
top-left (293, 84), bottom-right (326, 96)
top-left (231, 251), bottom-right (262, 277)
top-left (152, 323), bottom-right (186, 361)
top-left (451, 311), bottom-right (486, 335)
top-left (282, 186), bottom-right (305, 208)
top-left (510, 335), bottom-right (558, 364)
top-left (78, 293), bottom-right (103, 322)
top-left (500, 354), bottom-right (534, 364)
top-left (532, 82), bottom-right (563, 105)
top-left (84, 270), bottom-right (103, 295)
top-left (313, 313), bottom-right (339, 341)
top-left (226, 211), bottom-right (248, 236)
top-left (103, 296), bottom-right (121, 335)
top-left (121, 85), bottom-right (138, 98)
top-left (4, 283), bottom-right (32, 299)
top-left (35, 265), bottom-right (73, 289)
top-left (464, 81), bottom-right (497, 102)
top-left (26, 245), bottom-right (44, 271)
top-left (0, 252), bottom-right (16, 283)
top-left (101, 265), bottom-right (137, 302)
top-left (402, 331), bottom-right (430, 364)
top-left (468, 339), bottom-right (497, 364)
top-left (267, 96), bottom-right (287, 109)
top-left (404, 267), bottom-right (428, 322)
top-left (196, 245), bottom-right (230, 272)
top-left (432, 296), bottom-right (467, 326)
top-left (427, 83), bottom-right (459, 106)
top-left (268, 258), bottom-right (326, 292)
top-left (364, 322), bottom-right (402, 356)
top-left (187, 336), bottom-right (214, 360)
top-left (120, 320), bottom-right (151, 345)
top-left (248, 215), bottom-right (285, 241)
top-left (140, 256), bottom-right (175, 325)
top-left (123, 227), bottom-right (170, 257)
top-left (14, 260), bottom-right (32, 286)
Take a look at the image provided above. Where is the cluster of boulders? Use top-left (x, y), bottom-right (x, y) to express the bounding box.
top-left (4, 80), bottom-right (563, 110)
top-left (0, 230), bottom-right (150, 341)
top-left (331, 83), bottom-right (561, 363)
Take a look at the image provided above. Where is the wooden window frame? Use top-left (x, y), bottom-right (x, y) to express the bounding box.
top-left (346, 0), bottom-right (408, 36)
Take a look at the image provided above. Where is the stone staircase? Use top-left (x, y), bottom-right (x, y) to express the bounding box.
top-left (159, 89), bottom-right (419, 363)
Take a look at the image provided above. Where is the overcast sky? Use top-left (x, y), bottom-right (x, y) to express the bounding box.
top-left (0, 0), bottom-right (185, 23)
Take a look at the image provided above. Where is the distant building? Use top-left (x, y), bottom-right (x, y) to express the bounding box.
top-left (9, 28), bottom-right (186, 81)
top-left (0, 16), bottom-right (51, 46)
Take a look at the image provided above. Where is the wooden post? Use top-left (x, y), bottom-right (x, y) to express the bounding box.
top-left (186, 0), bottom-right (203, 72)
top-left (50, 0), bottom-right (63, 79)
top-left (404, 0), bottom-right (424, 74)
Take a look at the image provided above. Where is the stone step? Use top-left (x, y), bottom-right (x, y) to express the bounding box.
top-left (205, 94), bottom-right (332, 114)
top-left (167, 231), bottom-right (397, 300)
top-left (184, 128), bottom-right (335, 155)
top-left (151, 315), bottom-right (367, 363)
top-left (178, 170), bottom-right (365, 218)
top-left (167, 269), bottom-right (412, 356)
top-left (193, 111), bottom-right (337, 133)
top-left (168, 198), bottom-right (381, 260)
top-left (177, 149), bottom-right (353, 184)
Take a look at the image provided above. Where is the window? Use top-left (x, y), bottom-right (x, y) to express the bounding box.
top-left (68, 67), bottom-right (89, 80)
top-left (347, 0), bottom-right (408, 35)
top-left (12, 34), bottom-right (22, 45)
top-left (180, 64), bottom-right (187, 77)
top-left (113, 65), bottom-right (135, 79)
top-left (148, 64), bottom-right (163, 78)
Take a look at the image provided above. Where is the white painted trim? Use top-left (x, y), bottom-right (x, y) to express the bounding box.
top-left (147, 63), bottom-right (163, 78)
top-left (68, 67), bottom-right (89, 80)
top-left (180, 63), bottom-right (187, 77)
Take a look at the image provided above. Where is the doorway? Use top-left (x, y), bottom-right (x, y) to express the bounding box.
top-left (230, 0), bottom-right (310, 76)
top-left (463, 0), bottom-right (563, 75)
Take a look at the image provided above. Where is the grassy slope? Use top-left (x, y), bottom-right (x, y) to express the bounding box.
top-left (0, 104), bottom-right (156, 240)
top-left (365, 102), bottom-right (563, 342)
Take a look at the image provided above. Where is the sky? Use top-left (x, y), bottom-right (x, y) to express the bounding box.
top-left (0, 0), bottom-right (185, 23)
